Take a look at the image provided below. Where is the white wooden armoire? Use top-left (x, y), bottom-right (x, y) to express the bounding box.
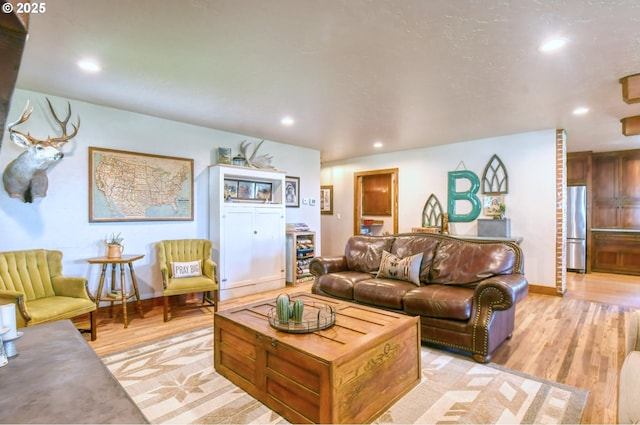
top-left (209, 165), bottom-right (286, 300)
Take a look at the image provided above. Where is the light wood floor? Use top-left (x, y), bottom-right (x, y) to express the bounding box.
top-left (73, 272), bottom-right (640, 424)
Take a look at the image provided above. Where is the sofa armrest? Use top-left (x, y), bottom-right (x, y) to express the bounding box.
top-left (310, 256), bottom-right (349, 276)
top-left (473, 274), bottom-right (528, 311)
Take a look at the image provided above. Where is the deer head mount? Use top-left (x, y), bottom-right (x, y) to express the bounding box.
top-left (3, 98), bottom-right (80, 203)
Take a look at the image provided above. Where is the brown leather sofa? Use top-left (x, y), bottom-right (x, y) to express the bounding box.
top-left (310, 233), bottom-right (528, 363)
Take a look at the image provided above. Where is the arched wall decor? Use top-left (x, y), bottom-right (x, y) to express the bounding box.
top-left (422, 194), bottom-right (443, 227)
top-left (482, 154), bottom-right (509, 194)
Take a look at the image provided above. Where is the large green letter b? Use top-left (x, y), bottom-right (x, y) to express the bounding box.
top-left (447, 170), bottom-right (481, 222)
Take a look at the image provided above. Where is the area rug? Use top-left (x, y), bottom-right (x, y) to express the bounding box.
top-left (101, 327), bottom-right (588, 424)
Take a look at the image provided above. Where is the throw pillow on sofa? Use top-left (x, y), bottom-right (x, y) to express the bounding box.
top-left (376, 250), bottom-right (423, 285)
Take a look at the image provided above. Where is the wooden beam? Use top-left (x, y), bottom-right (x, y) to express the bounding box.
top-left (0, 1), bottom-right (29, 150)
top-left (621, 115), bottom-right (640, 136)
top-left (620, 73), bottom-right (640, 104)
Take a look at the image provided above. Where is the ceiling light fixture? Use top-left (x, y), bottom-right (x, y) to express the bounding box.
top-left (539, 37), bottom-right (568, 53)
top-left (573, 107), bottom-right (589, 115)
top-left (281, 116), bottom-right (295, 126)
top-left (77, 58), bottom-right (101, 73)
top-left (373, 142), bottom-right (383, 148)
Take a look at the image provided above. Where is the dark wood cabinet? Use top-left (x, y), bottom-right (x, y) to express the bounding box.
top-left (592, 232), bottom-right (640, 275)
top-left (567, 152), bottom-right (591, 186)
top-left (592, 150), bottom-right (640, 229)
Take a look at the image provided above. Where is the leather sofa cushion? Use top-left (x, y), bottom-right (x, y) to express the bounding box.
top-left (403, 285), bottom-right (474, 320)
top-left (390, 235), bottom-right (440, 283)
top-left (354, 279), bottom-right (415, 310)
top-left (315, 271), bottom-right (373, 300)
top-left (345, 235), bottom-right (394, 273)
top-left (429, 239), bottom-right (517, 285)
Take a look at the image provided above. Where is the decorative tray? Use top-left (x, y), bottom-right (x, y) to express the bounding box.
top-left (267, 301), bottom-right (336, 334)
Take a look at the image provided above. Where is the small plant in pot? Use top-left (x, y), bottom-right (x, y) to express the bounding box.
top-left (105, 232), bottom-right (124, 258)
top-left (495, 203), bottom-right (506, 220)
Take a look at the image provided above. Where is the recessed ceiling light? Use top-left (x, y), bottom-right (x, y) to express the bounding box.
top-left (373, 142), bottom-right (383, 148)
top-left (77, 58), bottom-right (101, 73)
top-left (573, 107), bottom-right (589, 115)
top-left (539, 37), bottom-right (568, 53)
top-left (281, 116), bottom-right (295, 126)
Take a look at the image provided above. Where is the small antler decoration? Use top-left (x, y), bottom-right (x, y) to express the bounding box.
top-left (240, 140), bottom-right (275, 169)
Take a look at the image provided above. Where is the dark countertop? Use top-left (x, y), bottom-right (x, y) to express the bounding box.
top-left (591, 228), bottom-right (640, 233)
top-left (0, 320), bottom-right (148, 424)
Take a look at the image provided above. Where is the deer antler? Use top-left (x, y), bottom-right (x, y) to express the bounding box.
top-left (7, 98), bottom-right (80, 148)
top-left (240, 140), bottom-right (275, 169)
top-left (7, 100), bottom-right (40, 145)
top-left (45, 98), bottom-right (80, 147)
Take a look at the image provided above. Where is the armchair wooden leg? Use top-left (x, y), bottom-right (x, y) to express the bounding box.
top-left (163, 296), bottom-right (170, 322)
top-left (203, 290), bottom-right (219, 312)
top-left (90, 310), bottom-right (97, 341)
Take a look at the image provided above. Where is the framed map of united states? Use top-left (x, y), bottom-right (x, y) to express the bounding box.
top-left (89, 147), bottom-right (194, 222)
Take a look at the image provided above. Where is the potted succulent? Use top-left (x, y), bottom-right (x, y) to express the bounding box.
top-left (105, 232), bottom-right (124, 258)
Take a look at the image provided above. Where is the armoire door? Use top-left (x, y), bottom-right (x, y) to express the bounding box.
top-left (222, 207), bottom-right (255, 289)
top-left (253, 208), bottom-right (285, 282)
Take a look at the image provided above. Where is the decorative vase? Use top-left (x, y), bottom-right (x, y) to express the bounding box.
top-left (276, 294), bottom-right (291, 324)
top-left (107, 244), bottom-right (123, 258)
top-left (232, 154), bottom-right (247, 167)
top-left (293, 300), bottom-right (304, 323)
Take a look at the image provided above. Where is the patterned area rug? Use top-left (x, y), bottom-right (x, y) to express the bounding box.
top-left (102, 327), bottom-right (588, 424)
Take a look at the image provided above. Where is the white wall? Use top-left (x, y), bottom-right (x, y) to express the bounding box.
top-left (320, 129), bottom-right (558, 287)
top-left (0, 89), bottom-right (321, 299)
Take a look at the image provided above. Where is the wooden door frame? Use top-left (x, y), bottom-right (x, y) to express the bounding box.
top-left (353, 168), bottom-right (399, 235)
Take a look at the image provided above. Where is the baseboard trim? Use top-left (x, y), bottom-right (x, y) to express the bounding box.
top-left (528, 284), bottom-right (565, 296)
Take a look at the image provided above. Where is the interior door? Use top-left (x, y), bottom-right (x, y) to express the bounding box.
top-left (354, 168), bottom-right (398, 235)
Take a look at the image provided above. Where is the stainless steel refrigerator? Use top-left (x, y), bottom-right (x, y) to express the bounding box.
top-left (567, 185), bottom-right (587, 272)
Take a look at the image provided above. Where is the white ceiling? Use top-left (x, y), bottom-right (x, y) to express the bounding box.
top-left (14, 0), bottom-right (640, 162)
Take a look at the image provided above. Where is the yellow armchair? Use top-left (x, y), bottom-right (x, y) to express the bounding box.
top-left (0, 249), bottom-right (97, 340)
top-left (157, 239), bottom-right (219, 321)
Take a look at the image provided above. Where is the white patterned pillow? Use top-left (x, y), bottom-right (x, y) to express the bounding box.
top-left (376, 250), bottom-right (423, 286)
top-left (171, 260), bottom-right (202, 278)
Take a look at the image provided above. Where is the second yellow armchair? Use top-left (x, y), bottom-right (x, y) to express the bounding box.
top-left (157, 239), bottom-right (219, 321)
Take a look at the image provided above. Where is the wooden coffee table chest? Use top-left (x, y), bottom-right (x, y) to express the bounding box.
top-left (214, 292), bottom-right (420, 424)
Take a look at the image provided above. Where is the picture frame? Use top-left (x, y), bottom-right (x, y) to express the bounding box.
top-left (217, 147), bottom-right (232, 165)
top-left (255, 182), bottom-right (273, 201)
top-left (285, 176), bottom-right (300, 207)
top-left (483, 195), bottom-right (505, 217)
top-left (237, 181), bottom-right (256, 199)
top-left (320, 185), bottom-right (333, 215)
top-left (88, 147), bottom-right (193, 222)
top-left (224, 179), bottom-right (238, 200)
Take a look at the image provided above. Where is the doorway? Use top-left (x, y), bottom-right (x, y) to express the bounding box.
top-left (353, 168), bottom-right (398, 235)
